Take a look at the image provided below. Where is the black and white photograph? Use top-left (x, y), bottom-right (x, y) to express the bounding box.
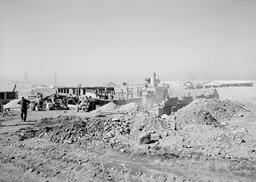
top-left (0, 0), bottom-right (256, 181)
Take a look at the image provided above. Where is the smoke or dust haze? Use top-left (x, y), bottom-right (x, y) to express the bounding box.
top-left (0, 0), bottom-right (256, 86)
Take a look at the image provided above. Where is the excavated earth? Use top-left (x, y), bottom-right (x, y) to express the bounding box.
top-left (1, 97), bottom-right (256, 182)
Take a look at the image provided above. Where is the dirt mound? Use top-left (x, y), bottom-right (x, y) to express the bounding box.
top-left (115, 102), bottom-right (138, 113)
top-left (5, 97), bottom-right (256, 182)
top-left (18, 115), bottom-right (133, 147)
top-left (97, 102), bottom-right (117, 113)
top-left (16, 98), bottom-right (255, 161)
top-left (3, 99), bottom-right (20, 109)
top-left (18, 115), bottom-right (105, 144)
top-left (124, 98), bottom-right (256, 161)
top-left (174, 98), bottom-right (246, 129)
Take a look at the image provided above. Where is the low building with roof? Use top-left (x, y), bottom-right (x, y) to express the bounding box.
top-left (183, 80), bottom-right (254, 90)
top-left (202, 80), bottom-right (253, 89)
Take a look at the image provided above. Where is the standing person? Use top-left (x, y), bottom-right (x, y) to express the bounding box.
top-left (88, 96), bottom-right (94, 112)
top-left (18, 97), bottom-right (30, 122)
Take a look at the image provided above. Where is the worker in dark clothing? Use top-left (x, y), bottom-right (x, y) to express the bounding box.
top-left (87, 96), bottom-right (93, 112)
top-left (18, 97), bottom-right (30, 122)
top-left (87, 96), bottom-right (96, 112)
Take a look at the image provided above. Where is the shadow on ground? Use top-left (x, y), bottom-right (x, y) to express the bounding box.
top-left (0, 121), bottom-right (35, 128)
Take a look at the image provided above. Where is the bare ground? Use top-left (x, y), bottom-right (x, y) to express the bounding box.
top-left (1, 88), bottom-right (256, 182)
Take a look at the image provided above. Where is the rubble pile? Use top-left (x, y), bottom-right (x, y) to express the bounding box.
top-left (18, 114), bottom-right (134, 146)
top-left (173, 98), bottom-right (246, 129)
top-left (18, 116), bottom-right (105, 144)
top-left (5, 92), bottom-right (256, 182)
top-left (195, 110), bottom-right (221, 127)
top-left (124, 111), bottom-right (170, 146)
top-left (17, 98), bottom-right (255, 162)
top-left (101, 117), bottom-right (133, 147)
top-left (157, 123), bottom-right (256, 161)
top-left (120, 98), bottom-right (256, 161)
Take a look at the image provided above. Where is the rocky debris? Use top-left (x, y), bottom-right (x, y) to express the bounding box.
top-left (3, 93), bottom-right (256, 182)
top-left (173, 98), bottom-right (247, 130)
top-left (140, 133), bottom-right (152, 144)
top-left (16, 98), bottom-right (256, 167)
top-left (18, 116), bottom-right (104, 144)
top-left (125, 98), bottom-right (256, 163)
top-left (19, 128), bottom-right (38, 141)
top-left (196, 110), bottom-right (221, 127)
top-left (140, 132), bottom-right (161, 144)
top-left (102, 116), bottom-right (132, 143)
top-left (18, 115), bottom-right (133, 146)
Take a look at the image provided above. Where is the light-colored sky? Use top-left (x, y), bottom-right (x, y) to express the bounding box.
top-left (0, 0), bottom-right (256, 86)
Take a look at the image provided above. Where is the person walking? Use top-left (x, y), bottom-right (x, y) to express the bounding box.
top-left (18, 97), bottom-right (30, 122)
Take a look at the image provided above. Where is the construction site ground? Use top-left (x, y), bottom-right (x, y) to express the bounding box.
top-left (1, 87), bottom-right (256, 182)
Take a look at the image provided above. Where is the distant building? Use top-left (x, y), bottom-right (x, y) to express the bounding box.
top-left (202, 80), bottom-right (222, 89)
top-left (219, 80), bottom-right (253, 87)
top-left (184, 80), bottom-right (253, 90)
top-left (202, 80), bottom-right (253, 88)
top-left (57, 86), bottom-right (115, 100)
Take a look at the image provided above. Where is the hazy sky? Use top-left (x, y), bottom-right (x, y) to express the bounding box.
top-left (0, 0), bottom-right (256, 86)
